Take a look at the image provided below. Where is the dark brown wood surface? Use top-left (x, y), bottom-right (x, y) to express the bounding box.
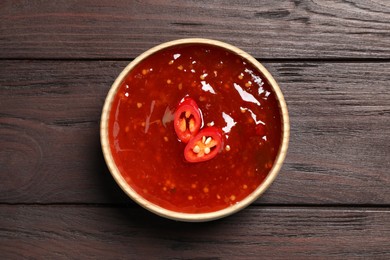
top-left (1, 206), bottom-right (389, 259)
top-left (1, 61), bottom-right (389, 205)
top-left (0, 0), bottom-right (389, 59)
top-left (1, 0), bottom-right (389, 259)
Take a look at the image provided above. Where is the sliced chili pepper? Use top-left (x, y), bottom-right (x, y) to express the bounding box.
top-left (184, 127), bottom-right (223, 163)
top-left (174, 97), bottom-right (202, 143)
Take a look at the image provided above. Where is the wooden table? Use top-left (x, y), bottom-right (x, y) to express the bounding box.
top-left (1, 1), bottom-right (389, 258)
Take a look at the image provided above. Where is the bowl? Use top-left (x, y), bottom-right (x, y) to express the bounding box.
top-left (100, 38), bottom-right (289, 222)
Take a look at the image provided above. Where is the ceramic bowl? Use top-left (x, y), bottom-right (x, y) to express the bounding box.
top-left (101, 38), bottom-right (289, 222)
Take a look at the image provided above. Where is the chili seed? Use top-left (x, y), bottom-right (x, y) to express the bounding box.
top-left (185, 111), bottom-right (191, 118)
top-left (189, 119), bottom-right (195, 132)
top-left (193, 145), bottom-right (200, 154)
top-left (266, 162), bottom-right (273, 169)
top-left (199, 96), bottom-right (206, 102)
top-left (179, 119), bottom-right (186, 132)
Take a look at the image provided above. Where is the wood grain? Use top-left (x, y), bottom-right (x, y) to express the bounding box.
top-left (0, 205), bottom-right (389, 259)
top-left (0, 0), bottom-right (389, 59)
top-left (1, 60), bottom-right (389, 205)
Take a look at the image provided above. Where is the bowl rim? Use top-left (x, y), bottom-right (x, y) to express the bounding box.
top-left (100, 38), bottom-right (290, 222)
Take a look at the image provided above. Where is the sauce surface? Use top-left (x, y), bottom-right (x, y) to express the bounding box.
top-left (108, 44), bottom-right (282, 213)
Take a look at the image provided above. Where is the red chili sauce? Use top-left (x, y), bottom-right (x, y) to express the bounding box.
top-left (108, 44), bottom-right (282, 213)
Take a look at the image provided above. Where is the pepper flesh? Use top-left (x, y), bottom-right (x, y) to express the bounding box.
top-left (184, 127), bottom-right (223, 163)
top-left (174, 97), bottom-right (202, 143)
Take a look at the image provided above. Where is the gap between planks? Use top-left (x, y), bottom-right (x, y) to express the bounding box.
top-left (0, 57), bottom-right (390, 63)
top-left (0, 203), bottom-right (389, 210)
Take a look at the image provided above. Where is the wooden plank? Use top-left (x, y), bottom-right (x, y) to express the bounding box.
top-left (0, 61), bottom-right (389, 204)
top-left (0, 205), bottom-right (389, 258)
top-left (0, 0), bottom-right (389, 59)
